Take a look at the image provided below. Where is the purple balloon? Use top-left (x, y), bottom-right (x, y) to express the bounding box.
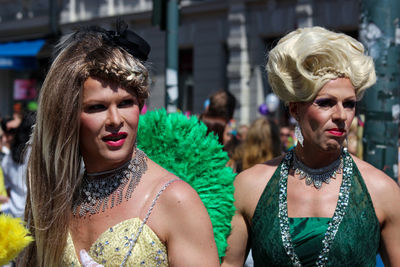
top-left (258, 103), bottom-right (269, 115)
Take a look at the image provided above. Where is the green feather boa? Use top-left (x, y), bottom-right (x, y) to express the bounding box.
top-left (137, 109), bottom-right (236, 258)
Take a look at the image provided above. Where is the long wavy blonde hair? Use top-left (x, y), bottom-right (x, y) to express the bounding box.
top-left (233, 117), bottom-right (281, 171)
top-left (18, 28), bottom-right (149, 266)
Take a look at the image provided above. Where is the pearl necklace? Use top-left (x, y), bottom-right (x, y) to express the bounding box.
top-left (72, 149), bottom-right (148, 217)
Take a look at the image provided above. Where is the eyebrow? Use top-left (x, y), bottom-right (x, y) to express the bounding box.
top-left (315, 94), bottom-right (356, 100)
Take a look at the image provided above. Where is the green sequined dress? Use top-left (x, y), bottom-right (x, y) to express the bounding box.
top-left (250, 157), bottom-right (380, 266)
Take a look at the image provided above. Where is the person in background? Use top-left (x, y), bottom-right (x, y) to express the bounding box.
top-left (199, 113), bottom-right (240, 172)
top-left (279, 124), bottom-right (292, 153)
top-left (0, 119), bottom-right (9, 210)
top-left (199, 114), bottom-right (228, 147)
top-left (18, 22), bottom-right (219, 266)
top-left (206, 89), bottom-right (237, 122)
top-left (0, 167), bottom-right (7, 207)
top-left (0, 123), bottom-right (7, 207)
top-left (222, 26), bottom-right (400, 266)
top-left (203, 89), bottom-right (238, 145)
top-left (201, 89), bottom-right (240, 170)
top-left (0, 123), bottom-right (4, 162)
top-left (346, 117), bottom-right (359, 155)
top-left (236, 124), bottom-right (249, 142)
top-left (1, 111), bottom-right (36, 218)
top-left (1, 117), bottom-right (14, 157)
top-left (232, 117), bottom-right (281, 173)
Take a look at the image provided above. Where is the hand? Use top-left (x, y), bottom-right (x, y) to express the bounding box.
top-left (0, 195), bottom-right (9, 204)
top-left (79, 249), bottom-right (104, 267)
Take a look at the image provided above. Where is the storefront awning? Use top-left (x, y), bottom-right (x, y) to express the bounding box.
top-left (0, 39), bottom-right (45, 57)
top-left (0, 39), bottom-right (45, 70)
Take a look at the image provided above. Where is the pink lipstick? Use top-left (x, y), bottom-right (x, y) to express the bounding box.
top-left (102, 132), bottom-right (128, 147)
top-left (327, 128), bottom-right (345, 136)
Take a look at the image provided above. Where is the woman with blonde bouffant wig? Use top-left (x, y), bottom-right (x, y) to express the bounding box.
top-left (222, 27), bottom-right (400, 266)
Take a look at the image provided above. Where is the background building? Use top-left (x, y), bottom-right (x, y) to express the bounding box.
top-left (0, 0), bottom-right (361, 125)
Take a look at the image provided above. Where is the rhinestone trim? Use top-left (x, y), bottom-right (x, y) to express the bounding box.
top-left (279, 149), bottom-right (352, 266)
top-left (72, 149), bottom-right (148, 217)
top-left (120, 179), bottom-right (179, 267)
top-left (292, 152), bottom-right (343, 189)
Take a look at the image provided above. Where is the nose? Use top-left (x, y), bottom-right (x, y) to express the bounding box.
top-left (332, 103), bottom-right (347, 122)
top-left (106, 106), bottom-right (123, 128)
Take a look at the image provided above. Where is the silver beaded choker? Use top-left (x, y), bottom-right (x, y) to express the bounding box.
top-left (292, 152), bottom-right (343, 189)
top-left (72, 149), bottom-right (148, 217)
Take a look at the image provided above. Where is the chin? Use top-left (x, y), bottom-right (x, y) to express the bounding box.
top-left (321, 142), bottom-right (343, 152)
top-left (101, 149), bottom-right (133, 164)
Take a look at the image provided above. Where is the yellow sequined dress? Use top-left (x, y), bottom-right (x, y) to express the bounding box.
top-left (62, 179), bottom-right (179, 267)
top-left (62, 218), bottom-right (168, 266)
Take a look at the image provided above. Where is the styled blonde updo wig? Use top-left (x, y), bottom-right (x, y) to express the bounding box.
top-left (266, 26), bottom-right (376, 103)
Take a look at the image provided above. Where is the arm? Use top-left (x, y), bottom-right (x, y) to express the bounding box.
top-left (354, 157), bottom-right (400, 265)
top-left (160, 181), bottom-right (219, 267)
top-left (221, 174), bottom-right (251, 267)
top-left (221, 160), bottom-right (280, 267)
top-left (378, 178), bottom-right (400, 266)
top-left (0, 195), bottom-right (8, 204)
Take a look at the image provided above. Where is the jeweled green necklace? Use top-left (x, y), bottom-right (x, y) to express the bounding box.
top-left (278, 149), bottom-right (352, 267)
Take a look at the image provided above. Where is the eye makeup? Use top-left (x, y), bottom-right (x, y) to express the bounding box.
top-left (314, 98), bottom-right (335, 108)
top-left (85, 104), bottom-right (106, 113)
top-left (313, 98), bottom-right (356, 110)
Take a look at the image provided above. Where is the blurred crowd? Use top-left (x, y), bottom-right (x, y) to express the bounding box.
top-left (0, 104), bottom-right (36, 219)
top-left (199, 89), bottom-right (294, 174)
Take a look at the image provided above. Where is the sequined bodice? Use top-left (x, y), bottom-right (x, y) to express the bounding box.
top-left (62, 179), bottom-right (179, 266)
top-left (62, 217), bottom-right (168, 266)
top-left (250, 157), bottom-right (380, 266)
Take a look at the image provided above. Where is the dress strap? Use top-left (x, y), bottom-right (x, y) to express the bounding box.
top-left (120, 178), bottom-right (180, 266)
top-left (143, 178), bottom-right (180, 223)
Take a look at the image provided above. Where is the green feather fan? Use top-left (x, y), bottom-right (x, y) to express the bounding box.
top-left (137, 109), bottom-right (236, 259)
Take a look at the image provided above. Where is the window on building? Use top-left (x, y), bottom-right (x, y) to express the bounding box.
top-left (222, 42), bottom-right (229, 90)
top-left (178, 48), bottom-right (193, 113)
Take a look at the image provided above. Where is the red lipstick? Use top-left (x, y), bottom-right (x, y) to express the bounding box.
top-left (102, 132), bottom-right (128, 147)
top-left (327, 128), bottom-right (345, 136)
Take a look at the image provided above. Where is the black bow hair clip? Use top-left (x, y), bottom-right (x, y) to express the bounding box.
top-left (102, 18), bottom-right (151, 62)
top-left (57, 19), bottom-right (151, 62)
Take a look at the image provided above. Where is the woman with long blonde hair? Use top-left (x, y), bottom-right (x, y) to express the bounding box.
top-left (232, 117), bottom-right (281, 172)
top-left (18, 22), bottom-right (219, 266)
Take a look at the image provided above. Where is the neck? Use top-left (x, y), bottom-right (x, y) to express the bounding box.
top-left (294, 144), bottom-right (342, 169)
top-left (83, 152), bottom-right (134, 174)
top-left (86, 158), bottom-right (131, 177)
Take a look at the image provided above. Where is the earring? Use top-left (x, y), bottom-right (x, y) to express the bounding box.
top-left (295, 123), bottom-right (304, 147)
top-left (343, 136), bottom-right (348, 152)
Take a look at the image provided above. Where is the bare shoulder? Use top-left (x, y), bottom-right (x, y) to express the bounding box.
top-left (158, 178), bottom-right (201, 206)
top-left (234, 155), bottom-right (284, 219)
top-left (142, 159), bottom-right (204, 215)
top-left (351, 155), bottom-right (399, 195)
top-left (351, 155), bottom-right (400, 221)
top-left (235, 155), bottom-right (283, 189)
top-left (147, 168), bottom-right (204, 216)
